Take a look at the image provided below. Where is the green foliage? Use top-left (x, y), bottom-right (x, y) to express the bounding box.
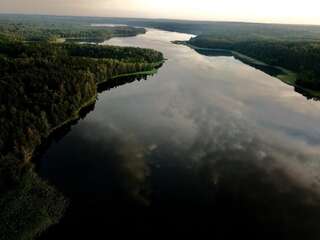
top-left (0, 30), bottom-right (163, 239)
top-left (0, 41), bottom-right (163, 158)
top-left (0, 169), bottom-right (67, 240)
top-left (189, 36), bottom-right (320, 90)
top-left (0, 14), bottom-right (146, 43)
top-left (125, 19), bottom-right (320, 41)
top-left (66, 44), bottom-right (163, 63)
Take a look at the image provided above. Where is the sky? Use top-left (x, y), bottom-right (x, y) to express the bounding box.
top-left (1, 0), bottom-right (320, 25)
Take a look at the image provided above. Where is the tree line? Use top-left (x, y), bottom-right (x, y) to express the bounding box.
top-left (0, 16), bottom-right (145, 43)
top-left (189, 36), bottom-right (320, 90)
top-left (0, 38), bottom-right (163, 240)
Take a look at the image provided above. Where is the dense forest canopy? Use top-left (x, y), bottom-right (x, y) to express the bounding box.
top-left (0, 15), bottom-right (163, 240)
top-left (0, 40), bottom-right (163, 156)
top-left (0, 14), bottom-right (146, 43)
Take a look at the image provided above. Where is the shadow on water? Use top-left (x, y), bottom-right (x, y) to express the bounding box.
top-left (98, 74), bottom-right (150, 93)
top-left (32, 103), bottom-right (96, 164)
top-left (194, 48), bottom-right (283, 77)
top-left (34, 88), bottom-right (320, 240)
top-left (33, 74), bottom-right (152, 168)
top-left (36, 138), bottom-right (320, 240)
top-left (194, 48), bottom-right (320, 101)
top-left (34, 41), bottom-right (320, 239)
top-left (295, 86), bottom-right (320, 101)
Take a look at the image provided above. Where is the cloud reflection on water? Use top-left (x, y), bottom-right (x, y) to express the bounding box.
top-left (38, 29), bottom-right (320, 238)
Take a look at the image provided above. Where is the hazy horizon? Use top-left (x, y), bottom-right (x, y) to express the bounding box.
top-left (1, 0), bottom-right (320, 26)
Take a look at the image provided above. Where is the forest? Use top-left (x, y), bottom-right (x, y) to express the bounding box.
top-left (0, 17), bottom-right (163, 240)
top-left (0, 14), bottom-right (146, 43)
top-left (187, 36), bottom-right (320, 91)
top-left (90, 17), bottom-right (320, 41)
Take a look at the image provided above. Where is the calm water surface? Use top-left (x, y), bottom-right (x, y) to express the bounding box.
top-left (37, 29), bottom-right (320, 239)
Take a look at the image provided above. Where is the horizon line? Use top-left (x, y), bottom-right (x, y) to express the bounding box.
top-left (1, 12), bottom-right (320, 27)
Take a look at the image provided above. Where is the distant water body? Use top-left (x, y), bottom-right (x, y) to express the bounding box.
top-left (90, 23), bottom-right (128, 27)
top-left (37, 29), bottom-right (320, 239)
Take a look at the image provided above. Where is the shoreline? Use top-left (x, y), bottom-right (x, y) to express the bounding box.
top-left (110, 61), bottom-right (165, 80)
top-left (173, 41), bottom-right (320, 98)
top-left (27, 64), bottom-right (163, 164)
top-left (25, 96), bottom-right (97, 164)
top-left (50, 65), bottom-right (163, 132)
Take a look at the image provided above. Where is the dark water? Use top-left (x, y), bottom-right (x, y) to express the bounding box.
top-left (37, 29), bottom-right (320, 239)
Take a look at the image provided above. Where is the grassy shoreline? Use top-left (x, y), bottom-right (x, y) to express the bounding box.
top-left (110, 61), bottom-right (165, 80)
top-left (111, 69), bottom-right (157, 79)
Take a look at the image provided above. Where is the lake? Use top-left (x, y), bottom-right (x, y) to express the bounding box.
top-left (37, 29), bottom-right (320, 239)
